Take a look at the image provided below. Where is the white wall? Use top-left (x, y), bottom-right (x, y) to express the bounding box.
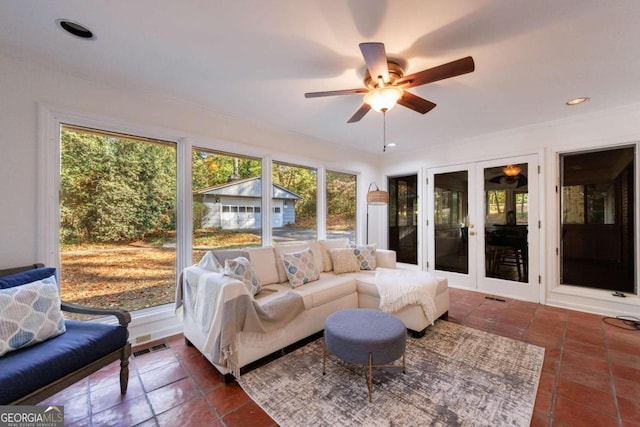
top-left (381, 103), bottom-right (640, 317)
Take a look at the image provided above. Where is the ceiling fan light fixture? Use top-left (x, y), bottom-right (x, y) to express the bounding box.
top-left (503, 164), bottom-right (522, 177)
top-left (364, 86), bottom-right (403, 112)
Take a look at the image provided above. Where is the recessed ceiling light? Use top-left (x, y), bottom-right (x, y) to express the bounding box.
top-left (56, 19), bottom-right (95, 40)
top-left (387, 142), bottom-right (397, 147)
top-left (566, 97), bottom-right (590, 106)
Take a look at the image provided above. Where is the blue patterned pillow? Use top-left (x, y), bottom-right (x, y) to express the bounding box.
top-left (281, 248), bottom-right (320, 287)
top-left (349, 243), bottom-right (377, 270)
top-left (224, 257), bottom-right (262, 295)
top-left (0, 275), bottom-right (66, 357)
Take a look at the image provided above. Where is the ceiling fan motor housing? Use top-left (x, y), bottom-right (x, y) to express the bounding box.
top-left (365, 62), bottom-right (404, 88)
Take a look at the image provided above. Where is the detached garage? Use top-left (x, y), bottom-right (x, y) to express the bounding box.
top-left (195, 177), bottom-right (301, 230)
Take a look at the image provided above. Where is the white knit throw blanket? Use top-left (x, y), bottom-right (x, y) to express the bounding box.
top-left (375, 268), bottom-right (439, 325)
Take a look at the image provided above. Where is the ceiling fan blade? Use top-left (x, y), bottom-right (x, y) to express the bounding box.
top-left (359, 42), bottom-right (389, 83)
top-left (397, 91), bottom-right (437, 114)
top-left (397, 56), bottom-right (475, 88)
top-left (347, 103), bottom-right (371, 123)
top-left (305, 88), bottom-right (368, 98)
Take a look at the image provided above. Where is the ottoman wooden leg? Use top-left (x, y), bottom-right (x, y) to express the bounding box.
top-left (367, 352), bottom-right (373, 403)
top-left (322, 341), bottom-right (327, 375)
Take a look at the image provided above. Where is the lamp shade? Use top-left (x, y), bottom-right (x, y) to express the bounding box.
top-left (367, 189), bottom-right (389, 205)
top-left (364, 86), bottom-right (403, 112)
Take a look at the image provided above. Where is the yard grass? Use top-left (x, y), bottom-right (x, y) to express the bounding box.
top-left (60, 228), bottom-right (260, 316)
top-left (60, 218), bottom-right (354, 318)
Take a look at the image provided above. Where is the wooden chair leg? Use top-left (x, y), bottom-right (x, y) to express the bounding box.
top-left (119, 344), bottom-right (131, 395)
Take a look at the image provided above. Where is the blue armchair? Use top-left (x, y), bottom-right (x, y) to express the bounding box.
top-left (0, 264), bottom-right (131, 405)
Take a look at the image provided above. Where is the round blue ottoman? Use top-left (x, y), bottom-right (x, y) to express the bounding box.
top-left (323, 309), bottom-right (406, 402)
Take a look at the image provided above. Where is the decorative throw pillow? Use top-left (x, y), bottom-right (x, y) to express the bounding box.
top-left (274, 243), bottom-right (310, 283)
top-left (329, 248), bottom-right (360, 274)
top-left (0, 275), bottom-right (66, 357)
top-left (318, 238), bottom-right (349, 272)
top-left (281, 248), bottom-right (320, 288)
top-left (349, 243), bottom-right (377, 270)
top-left (198, 251), bottom-right (223, 272)
top-left (224, 257), bottom-right (262, 296)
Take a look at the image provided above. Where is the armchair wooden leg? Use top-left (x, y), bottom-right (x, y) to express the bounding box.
top-left (120, 343), bottom-right (131, 395)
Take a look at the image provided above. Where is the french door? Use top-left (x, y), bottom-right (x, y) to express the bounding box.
top-left (426, 155), bottom-right (540, 302)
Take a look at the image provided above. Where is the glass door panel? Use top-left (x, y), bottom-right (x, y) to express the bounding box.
top-left (434, 171), bottom-right (469, 274)
top-left (389, 175), bottom-right (418, 264)
top-left (427, 164), bottom-right (477, 289)
top-left (483, 163), bottom-right (529, 283)
top-left (476, 156), bottom-right (539, 301)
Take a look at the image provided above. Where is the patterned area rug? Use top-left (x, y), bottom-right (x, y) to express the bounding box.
top-left (238, 320), bottom-right (544, 427)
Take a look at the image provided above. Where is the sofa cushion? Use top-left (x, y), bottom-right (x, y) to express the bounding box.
top-left (290, 274), bottom-right (356, 309)
top-left (0, 275), bottom-right (66, 357)
top-left (0, 267), bottom-right (57, 289)
top-left (375, 249), bottom-right (397, 269)
top-left (244, 247), bottom-right (279, 285)
top-left (0, 320), bottom-right (128, 404)
top-left (318, 238), bottom-right (349, 271)
top-left (254, 284), bottom-right (291, 302)
top-left (224, 257), bottom-right (262, 296)
top-left (304, 241), bottom-right (325, 273)
top-left (330, 248), bottom-right (360, 274)
top-left (281, 248), bottom-right (320, 287)
top-left (212, 249), bottom-right (247, 266)
top-left (349, 243), bottom-right (377, 270)
top-left (351, 271), bottom-right (449, 298)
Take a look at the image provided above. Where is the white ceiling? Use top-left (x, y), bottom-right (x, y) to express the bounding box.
top-left (2, 0), bottom-right (640, 154)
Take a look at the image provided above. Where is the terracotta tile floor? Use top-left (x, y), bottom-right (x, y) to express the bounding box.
top-left (41, 288), bottom-right (640, 426)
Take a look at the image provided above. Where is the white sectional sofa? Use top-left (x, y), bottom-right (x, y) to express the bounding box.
top-left (178, 239), bottom-right (448, 379)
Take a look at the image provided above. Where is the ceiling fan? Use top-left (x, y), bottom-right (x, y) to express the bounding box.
top-left (304, 42), bottom-right (475, 123)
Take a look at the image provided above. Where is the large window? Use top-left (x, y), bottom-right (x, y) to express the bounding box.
top-left (44, 110), bottom-right (362, 323)
top-left (271, 161), bottom-right (318, 242)
top-left (191, 149), bottom-right (262, 263)
top-left (326, 170), bottom-right (357, 240)
top-left (560, 146), bottom-right (635, 293)
top-left (60, 125), bottom-right (177, 313)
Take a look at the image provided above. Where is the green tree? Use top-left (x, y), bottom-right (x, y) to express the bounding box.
top-left (272, 163), bottom-right (317, 220)
top-left (191, 150), bottom-right (261, 190)
top-left (60, 129), bottom-right (176, 244)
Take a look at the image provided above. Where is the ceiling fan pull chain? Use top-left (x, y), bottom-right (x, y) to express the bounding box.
top-left (383, 109), bottom-right (387, 152)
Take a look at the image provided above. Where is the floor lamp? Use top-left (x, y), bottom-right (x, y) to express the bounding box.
top-left (366, 182), bottom-right (389, 244)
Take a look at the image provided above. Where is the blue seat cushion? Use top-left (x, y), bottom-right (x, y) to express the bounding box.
top-left (0, 320), bottom-right (128, 404)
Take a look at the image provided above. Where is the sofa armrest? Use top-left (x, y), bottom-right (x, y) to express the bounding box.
top-left (376, 249), bottom-right (397, 269)
top-left (61, 301), bottom-right (131, 327)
